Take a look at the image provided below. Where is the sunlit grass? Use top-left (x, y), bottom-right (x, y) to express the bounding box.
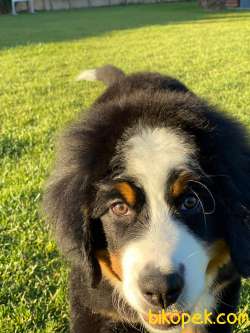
top-left (0, 2), bottom-right (249, 331)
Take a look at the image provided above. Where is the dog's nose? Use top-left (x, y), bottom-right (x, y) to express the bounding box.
top-left (138, 267), bottom-right (184, 309)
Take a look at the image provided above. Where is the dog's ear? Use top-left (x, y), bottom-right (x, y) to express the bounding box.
top-left (225, 185), bottom-right (250, 278)
top-left (219, 154), bottom-right (250, 278)
top-left (42, 130), bottom-right (102, 288)
top-left (206, 113), bottom-right (250, 277)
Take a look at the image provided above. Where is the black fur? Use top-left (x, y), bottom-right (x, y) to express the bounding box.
top-left (43, 68), bottom-right (250, 333)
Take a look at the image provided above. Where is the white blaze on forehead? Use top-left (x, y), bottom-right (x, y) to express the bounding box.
top-left (125, 127), bottom-right (192, 172)
top-left (124, 127), bottom-right (194, 211)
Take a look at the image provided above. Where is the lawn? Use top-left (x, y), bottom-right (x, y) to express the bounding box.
top-left (0, 2), bottom-right (250, 332)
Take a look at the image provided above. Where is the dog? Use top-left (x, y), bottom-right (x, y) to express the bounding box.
top-left (43, 65), bottom-right (250, 333)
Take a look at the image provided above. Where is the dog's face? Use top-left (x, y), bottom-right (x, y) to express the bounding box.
top-left (43, 68), bottom-right (250, 333)
top-left (92, 127), bottom-right (228, 331)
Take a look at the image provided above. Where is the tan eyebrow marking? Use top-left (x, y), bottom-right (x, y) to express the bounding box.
top-left (171, 172), bottom-right (196, 198)
top-left (114, 182), bottom-right (136, 206)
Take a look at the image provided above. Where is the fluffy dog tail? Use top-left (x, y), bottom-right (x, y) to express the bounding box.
top-left (76, 65), bottom-right (125, 86)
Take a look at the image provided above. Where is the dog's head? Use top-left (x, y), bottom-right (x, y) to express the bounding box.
top-left (43, 66), bottom-right (250, 332)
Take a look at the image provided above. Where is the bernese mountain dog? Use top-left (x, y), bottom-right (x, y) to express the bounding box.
top-left (43, 65), bottom-right (250, 333)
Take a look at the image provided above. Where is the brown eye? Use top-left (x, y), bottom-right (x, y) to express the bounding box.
top-left (181, 195), bottom-right (199, 210)
top-left (111, 202), bottom-right (130, 216)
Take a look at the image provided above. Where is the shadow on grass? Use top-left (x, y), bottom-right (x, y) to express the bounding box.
top-left (0, 2), bottom-right (249, 50)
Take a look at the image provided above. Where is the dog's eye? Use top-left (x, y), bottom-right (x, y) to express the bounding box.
top-left (181, 195), bottom-right (199, 211)
top-left (111, 202), bottom-right (130, 216)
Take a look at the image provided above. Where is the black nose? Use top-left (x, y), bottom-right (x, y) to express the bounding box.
top-left (138, 267), bottom-right (184, 309)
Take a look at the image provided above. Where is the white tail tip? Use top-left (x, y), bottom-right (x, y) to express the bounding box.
top-left (76, 69), bottom-right (97, 82)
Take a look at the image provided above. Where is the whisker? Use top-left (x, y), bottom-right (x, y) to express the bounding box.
top-left (188, 179), bottom-right (216, 215)
top-left (211, 279), bottom-right (237, 309)
top-left (112, 287), bottom-right (140, 329)
top-left (190, 188), bottom-right (207, 232)
top-left (185, 250), bottom-right (202, 260)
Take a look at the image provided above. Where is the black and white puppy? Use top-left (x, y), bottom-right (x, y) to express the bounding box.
top-left (43, 65), bottom-right (250, 333)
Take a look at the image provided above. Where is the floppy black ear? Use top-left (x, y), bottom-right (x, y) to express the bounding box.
top-left (42, 130), bottom-right (102, 288)
top-left (206, 112), bottom-right (250, 278)
top-left (225, 193), bottom-right (250, 277)
top-left (220, 162), bottom-right (250, 278)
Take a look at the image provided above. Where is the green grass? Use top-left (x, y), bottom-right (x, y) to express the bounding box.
top-left (0, 2), bottom-right (250, 332)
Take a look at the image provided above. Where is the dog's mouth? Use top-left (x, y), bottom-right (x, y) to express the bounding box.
top-left (140, 311), bottom-right (184, 331)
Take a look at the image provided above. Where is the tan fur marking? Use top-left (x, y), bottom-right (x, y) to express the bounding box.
top-left (115, 182), bottom-right (136, 206)
top-left (206, 240), bottom-right (230, 275)
top-left (96, 250), bottom-right (122, 285)
top-left (171, 172), bottom-right (196, 198)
